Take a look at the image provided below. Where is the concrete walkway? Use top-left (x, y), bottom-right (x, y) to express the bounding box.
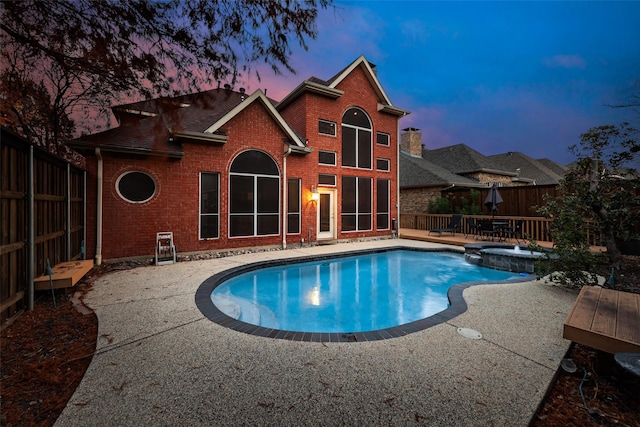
top-left (55, 239), bottom-right (577, 426)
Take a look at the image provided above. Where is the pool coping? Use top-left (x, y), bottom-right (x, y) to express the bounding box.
top-left (194, 246), bottom-right (534, 342)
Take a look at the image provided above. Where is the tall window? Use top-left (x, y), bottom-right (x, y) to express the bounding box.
top-left (229, 150), bottom-right (280, 237)
top-left (200, 172), bottom-right (220, 239)
top-left (376, 179), bottom-right (390, 230)
top-left (341, 176), bottom-right (372, 231)
top-left (287, 178), bottom-right (300, 234)
top-left (341, 107), bottom-right (372, 169)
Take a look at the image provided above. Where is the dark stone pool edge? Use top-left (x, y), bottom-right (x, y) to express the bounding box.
top-left (194, 246), bottom-right (534, 343)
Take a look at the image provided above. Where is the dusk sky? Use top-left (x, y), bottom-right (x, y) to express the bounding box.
top-left (242, 1), bottom-right (640, 166)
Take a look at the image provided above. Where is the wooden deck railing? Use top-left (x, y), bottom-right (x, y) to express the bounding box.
top-left (399, 213), bottom-right (603, 246)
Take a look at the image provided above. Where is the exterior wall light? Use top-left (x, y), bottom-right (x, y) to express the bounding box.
top-left (311, 185), bottom-right (320, 202)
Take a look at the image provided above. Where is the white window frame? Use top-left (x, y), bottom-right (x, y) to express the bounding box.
top-left (318, 174), bottom-right (336, 187)
top-left (341, 176), bottom-right (373, 232)
top-left (376, 158), bottom-right (390, 172)
top-left (115, 171), bottom-right (156, 203)
top-left (376, 132), bottom-right (390, 146)
top-left (287, 178), bottom-right (301, 235)
top-left (318, 150), bottom-right (337, 166)
top-left (376, 178), bottom-right (390, 231)
top-left (199, 172), bottom-right (220, 240)
top-left (318, 119), bottom-right (337, 136)
top-left (229, 173), bottom-right (280, 238)
top-left (341, 108), bottom-right (373, 170)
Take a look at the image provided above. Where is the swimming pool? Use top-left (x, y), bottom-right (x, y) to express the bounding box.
top-left (195, 248), bottom-right (528, 342)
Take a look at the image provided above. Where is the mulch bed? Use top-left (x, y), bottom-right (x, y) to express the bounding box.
top-left (1, 261), bottom-right (639, 426)
top-left (532, 344), bottom-right (640, 426)
top-left (1, 290), bottom-right (97, 426)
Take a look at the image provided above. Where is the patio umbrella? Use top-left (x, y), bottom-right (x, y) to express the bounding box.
top-left (484, 183), bottom-right (503, 218)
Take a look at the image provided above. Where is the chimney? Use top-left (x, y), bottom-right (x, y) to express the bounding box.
top-left (400, 127), bottom-right (423, 157)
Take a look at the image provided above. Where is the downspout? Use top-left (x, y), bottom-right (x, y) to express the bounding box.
top-left (282, 145), bottom-right (292, 249)
top-left (396, 129), bottom-right (401, 237)
top-left (95, 148), bottom-right (103, 265)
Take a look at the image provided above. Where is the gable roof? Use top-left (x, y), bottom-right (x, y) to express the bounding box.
top-left (277, 55), bottom-right (410, 117)
top-left (488, 152), bottom-right (565, 185)
top-left (202, 90), bottom-right (309, 152)
top-left (400, 150), bottom-right (485, 189)
top-left (68, 88), bottom-right (311, 156)
top-left (326, 55), bottom-right (392, 106)
top-left (424, 144), bottom-right (515, 176)
top-left (536, 158), bottom-right (568, 177)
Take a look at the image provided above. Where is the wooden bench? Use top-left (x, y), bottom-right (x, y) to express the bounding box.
top-left (563, 286), bottom-right (640, 354)
top-left (34, 260), bottom-right (94, 291)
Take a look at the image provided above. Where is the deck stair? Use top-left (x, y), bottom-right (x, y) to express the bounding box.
top-left (563, 286), bottom-right (640, 354)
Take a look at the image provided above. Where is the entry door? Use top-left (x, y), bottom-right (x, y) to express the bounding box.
top-left (317, 190), bottom-right (335, 240)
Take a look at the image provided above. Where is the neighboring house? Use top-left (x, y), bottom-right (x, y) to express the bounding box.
top-left (399, 131), bottom-right (484, 213)
top-left (398, 128), bottom-right (567, 213)
top-left (424, 142), bottom-right (522, 186)
top-left (68, 55), bottom-right (409, 262)
top-left (488, 152), bottom-right (565, 185)
top-left (536, 157), bottom-right (568, 179)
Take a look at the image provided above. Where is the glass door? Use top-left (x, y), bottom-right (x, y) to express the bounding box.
top-left (317, 190), bottom-right (335, 240)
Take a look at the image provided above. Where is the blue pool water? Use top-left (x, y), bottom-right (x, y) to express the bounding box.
top-left (211, 250), bottom-right (519, 333)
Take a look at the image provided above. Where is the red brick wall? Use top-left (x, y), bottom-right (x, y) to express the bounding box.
top-left (84, 64), bottom-right (402, 261)
top-left (283, 65), bottom-right (401, 241)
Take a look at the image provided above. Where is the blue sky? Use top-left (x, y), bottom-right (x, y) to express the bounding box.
top-left (244, 1), bottom-right (640, 166)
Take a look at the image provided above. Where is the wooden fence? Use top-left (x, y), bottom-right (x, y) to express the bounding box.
top-left (441, 185), bottom-right (559, 217)
top-left (1, 128), bottom-right (85, 327)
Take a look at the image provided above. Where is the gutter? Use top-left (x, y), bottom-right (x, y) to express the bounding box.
top-left (95, 148), bottom-right (103, 265)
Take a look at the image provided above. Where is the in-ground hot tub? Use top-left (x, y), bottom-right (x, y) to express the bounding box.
top-left (464, 243), bottom-right (554, 274)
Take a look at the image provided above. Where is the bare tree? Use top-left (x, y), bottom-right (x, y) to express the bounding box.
top-left (0, 0), bottom-right (331, 152)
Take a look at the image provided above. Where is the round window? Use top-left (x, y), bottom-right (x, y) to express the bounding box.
top-left (116, 171), bottom-right (156, 203)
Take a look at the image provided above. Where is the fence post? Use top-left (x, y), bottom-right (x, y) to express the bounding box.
top-left (27, 145), bottom-right (34, 311)
top-left (83, 170), bottom-right (87, 260)
top-left (66, 163), bottom-right (71, 261)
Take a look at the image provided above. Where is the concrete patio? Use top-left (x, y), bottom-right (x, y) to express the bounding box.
top-left (55, 239), bottom-right (577, 426)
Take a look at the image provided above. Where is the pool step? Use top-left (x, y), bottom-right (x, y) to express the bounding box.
top-left (211, 294), bottom-right (279, 329)
top-left (236, 298), bottom-right (261, 325)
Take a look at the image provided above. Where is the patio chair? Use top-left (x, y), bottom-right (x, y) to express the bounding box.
top-left (429, 214), bottom-right (463, 236)
top-left (464, 217), bottom-right (478, 238)
top-left (476, 219), bottom-right (497, 241)
top-left (504, 219), bottom-right (524, 243)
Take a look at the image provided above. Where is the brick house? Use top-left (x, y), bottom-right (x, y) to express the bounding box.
top-left (68, 55), bottom-right (409, 263)
top-left (399, 128), bottom-right (565, 213)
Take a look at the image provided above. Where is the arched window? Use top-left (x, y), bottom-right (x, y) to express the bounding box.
top-left (116, 171), bottom-right (156, 203)
top-left (229, 150), bottom-right (280, 237)
top-left (341, 107), bottom-right (372, 169)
